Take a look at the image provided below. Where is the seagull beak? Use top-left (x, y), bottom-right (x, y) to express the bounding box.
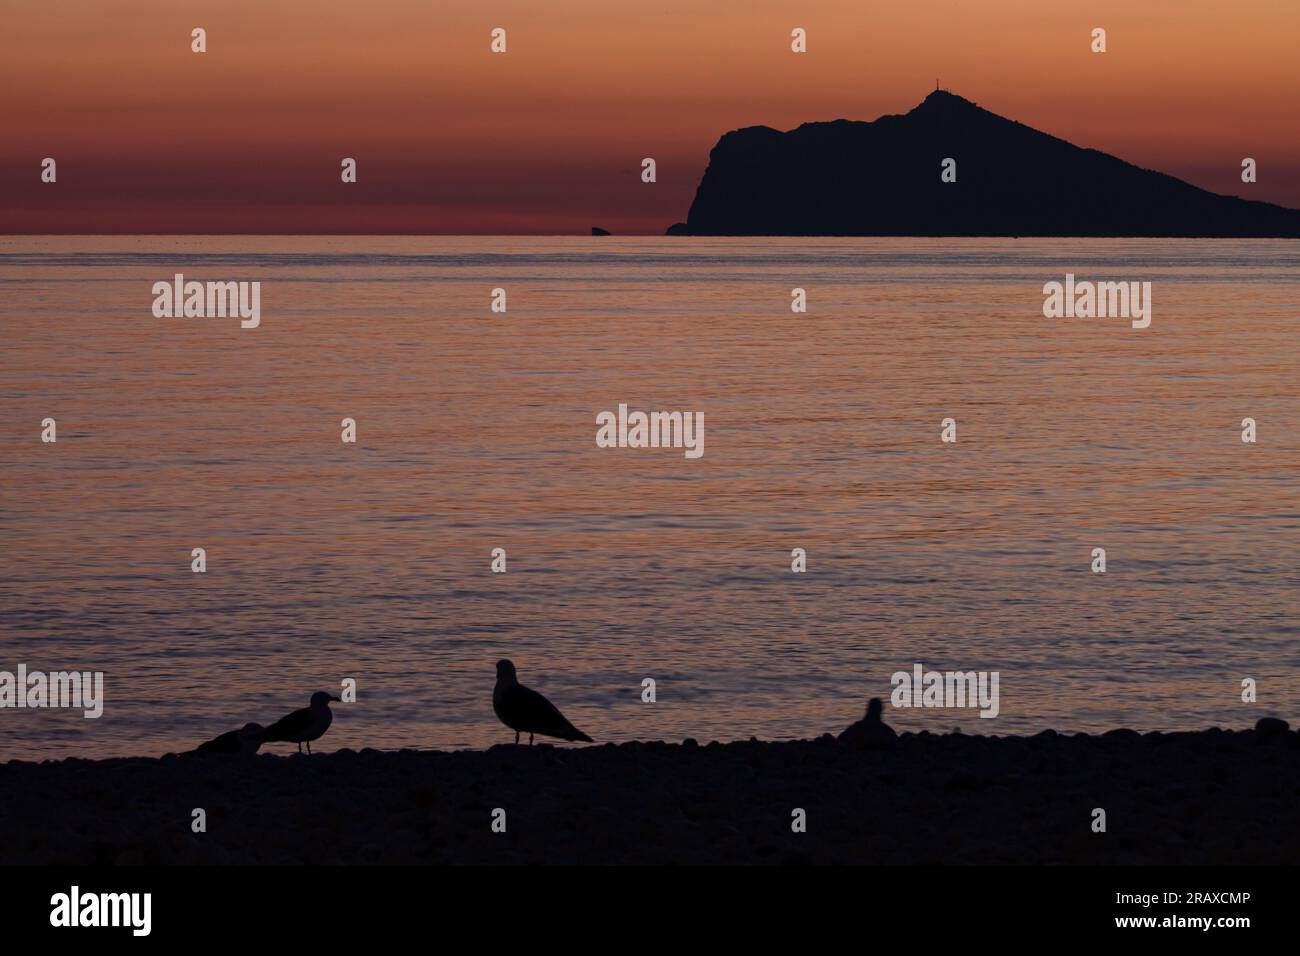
top-left (329, 696), bottom-right (341, 702)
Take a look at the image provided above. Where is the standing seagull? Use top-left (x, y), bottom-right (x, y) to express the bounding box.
top-left (258, 691), bottom-right (340, 754)
top-left (493, 660), bottom-right (593, 745)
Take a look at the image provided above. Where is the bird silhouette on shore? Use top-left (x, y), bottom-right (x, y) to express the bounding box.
top-left (493, 660), bottom-right (593, 745)
top-left (193, 721), bottom-right (265, 757)
top-left (258, 692), bottom-right (339, 754)
top-left (838, 697), bottom-right (898, 746)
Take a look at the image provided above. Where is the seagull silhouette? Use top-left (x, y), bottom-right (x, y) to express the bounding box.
top-left (258, 692), bottom-right (340, 754)
top-left (194, 721), bottom-right (265, 757)
top-left (837, 697), bottom-right (898, 746)
top-left (493, 660), bottom-right (593, 745)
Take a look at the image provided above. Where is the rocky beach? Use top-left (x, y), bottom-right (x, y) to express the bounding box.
top-left (2, 720), bottom-right (1295, 865)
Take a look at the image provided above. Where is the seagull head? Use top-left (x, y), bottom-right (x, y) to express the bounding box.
top-left (239, 722), bottom-right (264, 736)
top-left (311, 691), bottom-right (341, 708)
top-left (495, 659), bottom-right (518, 684)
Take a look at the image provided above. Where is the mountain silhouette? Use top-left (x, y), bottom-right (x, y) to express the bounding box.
top-left (667, 90), bottom-right (1300, 237)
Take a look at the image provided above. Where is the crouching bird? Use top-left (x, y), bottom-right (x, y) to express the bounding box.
top-left (194, 722), bottom-right (265, 757)
top-left (493, 659), bottom-right (593, 745)
top-left (258, 691), bottom-right (340, 754)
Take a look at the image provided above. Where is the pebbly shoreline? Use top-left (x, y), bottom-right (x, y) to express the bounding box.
top-left (2, 723), bottom-right (1296, 865)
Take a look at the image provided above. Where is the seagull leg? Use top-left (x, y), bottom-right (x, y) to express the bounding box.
top-left (529, 733), bottom-right (534, 746)
top-left (514, 731), bottom-right (519, 745)
top-left (307, 741), bottom-right (312, 755)
top-left (297, 742), bottom-right (302, 755)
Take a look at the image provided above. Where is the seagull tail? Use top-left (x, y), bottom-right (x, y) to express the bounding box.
top-left (571, 729), bottom-right (594, 743)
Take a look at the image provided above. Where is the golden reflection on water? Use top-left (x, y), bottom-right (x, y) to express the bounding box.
top-left (1, 237), bottom-right (1296, 758)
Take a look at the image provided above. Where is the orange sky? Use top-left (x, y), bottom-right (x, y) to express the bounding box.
top-left (2, 0), bottom-right (1298, 233)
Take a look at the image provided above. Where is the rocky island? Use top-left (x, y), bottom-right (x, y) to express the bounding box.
top-left (668, 90), bottom-right (1300, 237)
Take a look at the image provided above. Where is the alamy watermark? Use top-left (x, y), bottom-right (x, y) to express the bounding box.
top-left (595, 403), bottom-right (704, 459)
top-left (1043, 273), bottom-right (1151, 329)
top-left (152, 273), bottom-right (261, 328)
top-left (0, 665), bottom-right (103, 718)
top-left (891, 663), bottom-right (1000, 718)
top-left (50, 886), bottom-right (150, 936)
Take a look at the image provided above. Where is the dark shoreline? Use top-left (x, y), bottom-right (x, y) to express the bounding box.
top-left (3, 725), bottom-right (1296, 865)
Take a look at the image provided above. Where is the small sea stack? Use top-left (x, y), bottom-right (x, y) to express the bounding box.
top-left (1255, 716), bottom-right (1291, 738)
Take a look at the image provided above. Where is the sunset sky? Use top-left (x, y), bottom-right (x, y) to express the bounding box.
top-left (3, 0), bottom-right (1298, 233)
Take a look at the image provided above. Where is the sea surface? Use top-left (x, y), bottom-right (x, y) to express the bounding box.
top-left (1, 237), bottom-right (1297, 760)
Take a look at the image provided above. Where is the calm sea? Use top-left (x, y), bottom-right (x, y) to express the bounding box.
top-left (1, 237), bottom-right (1296, 759)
